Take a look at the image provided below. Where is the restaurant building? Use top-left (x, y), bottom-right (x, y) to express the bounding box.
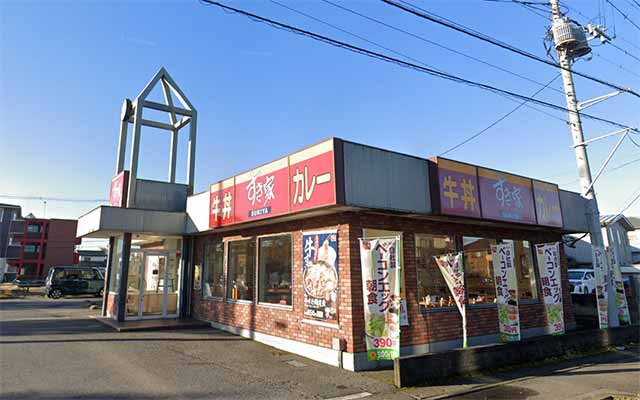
top-left (77, 69), bottom-right (591, 371)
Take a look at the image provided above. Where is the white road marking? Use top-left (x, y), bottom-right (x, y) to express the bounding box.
top-left (324, 392), bottom-right (372, 400)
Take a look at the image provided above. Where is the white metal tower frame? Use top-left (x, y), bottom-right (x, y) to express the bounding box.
top-left (115, 67), bottom-right (198, 208)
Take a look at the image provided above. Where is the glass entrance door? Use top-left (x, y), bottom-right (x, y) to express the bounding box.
top-left (126, 250), bottom-right (180, 320)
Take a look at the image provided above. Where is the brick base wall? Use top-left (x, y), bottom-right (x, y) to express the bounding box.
top-left (191, 211), bottom-right (575, 358)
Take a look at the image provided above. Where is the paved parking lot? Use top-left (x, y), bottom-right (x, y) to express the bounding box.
top-left (1, 298), bottom-right (638, 400)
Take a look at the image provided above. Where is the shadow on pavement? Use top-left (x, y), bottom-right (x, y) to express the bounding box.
top-left (0, 299), bottom-right (101, 310)
top-left (0, 318), bottom-right (110, 336)
top-left (1, 391), bottom-right (250, 400)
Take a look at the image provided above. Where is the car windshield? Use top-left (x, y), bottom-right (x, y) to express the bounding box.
top-left (568, 271), bottom-right (585, 280)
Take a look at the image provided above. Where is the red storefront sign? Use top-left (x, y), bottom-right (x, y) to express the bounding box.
top-left (235, 157), bottom-right (289, 224)
top-left (289, 140), bottom-right (336, 213)
top-left (109, 171), bottom-right (129, 208)
top-left (478, 168), bottom-right (536, 224)
top-left (435, 159), bottom-right (481, 219)
top-left (208, 139), bottom-right (336, 229)
top-left (209, 178), bottom-right (235, 228)
top-left (533, 180), bottom-right (563, 227)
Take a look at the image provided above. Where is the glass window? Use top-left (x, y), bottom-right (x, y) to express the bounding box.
top-left (463, 236), bottom-right (498, 305)
top-left (227, 239), bottom-right (255, 301)
top-left (108, 237), bottom-right (123, 292)
top-left (503, 240), bottom-right (538, 300)
top-left (20, 263), bottom-right (37, 278)
top-left (203, 240), bottom-right (225, 298)
top-left (27, 223), bottom-right (41, 233)
top-left (415, 234), bottom-right (456, 308)
top-left (80, 269), bottom-right (98, 280)
top-left (259, 235), bottom-right (292, 306)
top-left (23, 244), bottom-right (39, 253)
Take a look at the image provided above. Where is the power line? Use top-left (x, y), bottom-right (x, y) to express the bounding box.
top-left (559, 155), bottom-right (640, 185)
top-left (595, 52), bottom-right (640, 79)
top-left (621, 37), bottom-right (640, 51)
top-left (0, 194), bottom-right (108, 203)
top-left (439, 74), bottom-right (561, 156)
top-left (381, 0), bottom-right (640, 98)
top-left (543, 155), bottom-right (640, 179)
top-left (199, 0), bottom-right (639, 133)
top-left (268, 0), bottom-right (446, 74)
top-left (609, 41), bottom-right (640, 63)
top-left (605, 0), bottom-right (640, 31)
top-left (321, 0), bottom-right (565, 95)
top-left (612, 186), bottom-right (640, 218)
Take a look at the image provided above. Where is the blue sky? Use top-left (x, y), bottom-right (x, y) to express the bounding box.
top-left (1, 0), bottom-right (639, 220)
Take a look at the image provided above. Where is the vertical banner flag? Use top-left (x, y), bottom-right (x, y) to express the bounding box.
top-left (434, 252), bottom-right (468, 348)
top-left (535, 243), bottom-right (565, 335)
top-left (360, 238), bottom-right (401, 361)
top-left (592, 247), bottom-right (609, 329)
top-left (491, 242), bottom-right (521, 342)
top-left (608, 250), bottom-right (631, 326)
top-left (302, 230), bottom-right (339, 325)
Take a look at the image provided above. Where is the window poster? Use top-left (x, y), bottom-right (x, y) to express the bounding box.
top-left (491, 242), bottom-right (521, 342)
top-left (302, 230), bottom-right (339, 325)
top-left (535, 243), bottom-right (565, 335)
top-left (360, 237), bottom-right (402, 361)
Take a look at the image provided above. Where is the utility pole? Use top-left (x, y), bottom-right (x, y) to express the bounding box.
top-left (549, 0), bottom-right (618, 327)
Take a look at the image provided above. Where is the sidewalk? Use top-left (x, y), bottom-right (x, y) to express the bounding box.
top-left (364, 345), bottom-right (640, 399)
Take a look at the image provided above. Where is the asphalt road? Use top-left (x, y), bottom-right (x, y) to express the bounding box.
top-left (1, 298), bottom-right (638, 400)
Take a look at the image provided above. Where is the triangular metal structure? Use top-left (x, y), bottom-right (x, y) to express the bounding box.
top-left (115, 67), bottom-right (198, 208)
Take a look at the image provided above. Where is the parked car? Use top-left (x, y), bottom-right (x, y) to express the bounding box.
top-left (45, 266), bottom-right (105, 299)
top-left (568, 269), bottom-right (596, 294)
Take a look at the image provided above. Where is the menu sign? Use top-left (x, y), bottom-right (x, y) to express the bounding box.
top-left (608, 250), bottom-right (631, 326)
top-left (491, 242), bottom-right (521, 342)
top-left (302, 230), bottom-right (339, 325)
top-left (478, 168), bottom-right (536, 224)
top-left (535, 243), bottom-right (565, 335)
top-left (360, 238), bottom-right (401, 361)
top-left (434, 252), bottom-right (468, 348)
top-left (533, 180), bottom-right (563, 227)
top-left (209, 140), bottom-right (336, 229)
top-left (436, 159), bottom-right (481, 218)
top-left (109, 171), bottom-right (129, 207)
top-left (592, 247), bottom-right (609, 329)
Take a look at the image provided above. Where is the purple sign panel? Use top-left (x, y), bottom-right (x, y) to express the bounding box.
top-left (437, 159), bottom-right (481, 218)
top-left (478, 168), bottom-right (536, 224)
top-left (533, 180), bottom-right (563, 227)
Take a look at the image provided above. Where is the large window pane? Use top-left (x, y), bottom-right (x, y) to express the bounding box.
top-left (463, 236), bottom-right (497, 305)
top-left (416, 234), bottom-right (456, 308)
top-left (108, 237), bottom-right (123, 293)
top-left (504, 240), bottom-right (539, 300)
top-left (203, 240), bottom-right (225, 298)
top-left (227, 239), bottom-right (255, 301)
top-left (259, 235), bottom-right (292, 306)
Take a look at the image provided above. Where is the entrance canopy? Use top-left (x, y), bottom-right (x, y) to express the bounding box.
top-left (77, 206), bottom-right (186, 238)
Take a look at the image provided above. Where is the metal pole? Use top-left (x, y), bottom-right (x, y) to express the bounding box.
top-left (549, 0), bottom-right (617, 327)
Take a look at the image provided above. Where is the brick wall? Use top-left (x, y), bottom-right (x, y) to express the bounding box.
top-left (192, 213), bottom-right (359, 352)
top-left (192, 211), bottom-right (574, 355)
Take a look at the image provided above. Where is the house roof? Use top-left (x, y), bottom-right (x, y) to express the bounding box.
top-left (628, 216), bottom-right (640, 229)
top-left (600, 214), bottom-right (635, 231)
top-left (0, 203), bottom-right (21, 209)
